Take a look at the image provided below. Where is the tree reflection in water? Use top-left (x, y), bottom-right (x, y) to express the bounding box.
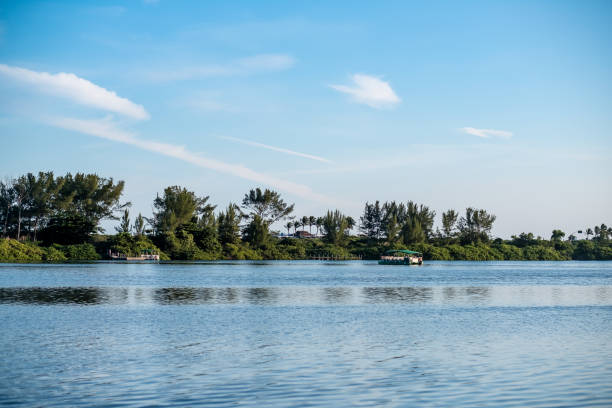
top-left (245, 287), bottom-right (278, 304)
top-left (323, 287), bottom-right (352, 303)
top-left (0, 287), bottom-right (104, 305)
top-left (361, 287), bottom-right (433, 303)
top-left (12, 285), bottom-right (612, 306)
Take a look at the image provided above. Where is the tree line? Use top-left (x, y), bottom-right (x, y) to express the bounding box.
top-left (358, 201), bottom-right (496, 245)
top-left (1, 171), bottom-right (610, 261)
top-left (1, 172), bottom-right (125, 243)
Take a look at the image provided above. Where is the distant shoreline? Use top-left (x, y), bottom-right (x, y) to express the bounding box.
top-left (1, 237), bottom-right (610, 263)
top-left (2, 173), bottom-right (610, 264)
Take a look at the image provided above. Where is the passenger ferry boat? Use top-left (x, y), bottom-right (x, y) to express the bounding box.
top-left (109, 249), bottom-right (160, 261)
top-left (378, 249), bottom-right (423, 265)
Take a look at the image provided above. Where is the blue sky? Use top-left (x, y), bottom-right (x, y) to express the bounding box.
top-left (0, 0), bottom-right (610, 237)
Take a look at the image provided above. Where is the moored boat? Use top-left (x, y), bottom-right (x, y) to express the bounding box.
top-left (378, 249), bottom-right (423, 265)
top-left (109, 249), bottom-right (160, 261)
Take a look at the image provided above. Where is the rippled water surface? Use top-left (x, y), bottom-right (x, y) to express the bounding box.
top-left (1, 261), bottom-right (611, 407)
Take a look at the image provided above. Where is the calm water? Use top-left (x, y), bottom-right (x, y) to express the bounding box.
top-left (1, 261), bottom-right (611, 407)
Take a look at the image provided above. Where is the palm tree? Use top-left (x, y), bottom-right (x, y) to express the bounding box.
top-left (285, 221), bottom-right (293, 236)
top-left (551, 229), bottom-right (565, 241)
top-left (301, 216), bottom-right (308, 232)
top-left (316, 217), bottom-right (323, 236)
top-left (308, 216), bottom-right (316, 233)
top-left (294, 221), bottom-right (301, 234)
top-left (601, 224), bottom-right (609, 241)
top-left (586, 228), bottom-right (593, 240)
top-left (346, 216), bottom-right (355, 234)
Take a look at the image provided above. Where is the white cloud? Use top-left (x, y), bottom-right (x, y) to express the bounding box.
top-left (0, 64), bottom-right (149, 120)
top-left (330, 74), bottom-right (400, 108)
top-left (147, 54), bottom-right (295, 81)
top-left (48, 116), bottom-right (334, 204)
top-left (221, 136), bottom-right (332, 163)
top-left (460, 127), bottom-right (513, 139)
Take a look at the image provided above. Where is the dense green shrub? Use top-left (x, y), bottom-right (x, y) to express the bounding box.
top-left (44, 247), bottom-right (67, 262)
top-left (2, 235), bottom-right (611, 263)
top-left (594, 245), bottom-right (612, 260)
top-left (53, 243), bottom-right (100, 261)
top-left (108, 233), bottom-right (169, 260)
top-left (222, 243), bottom-right (263, 260)
top-left (493, 243), bottom-right (525, 260)
top-left (521, 245), bottom-right (566, 261)
top-left (572, 241), bottom-right (612, 260)
top-left (0, 239), bottom-right (45, 262)
top-left (428, 246), bottom-right (452, 260)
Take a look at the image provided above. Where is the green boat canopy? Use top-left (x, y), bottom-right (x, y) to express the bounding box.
top-left (384, 249), bottom-right (422, 255)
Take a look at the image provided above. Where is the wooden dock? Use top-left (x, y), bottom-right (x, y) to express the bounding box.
top-left (308, 253), bottom-right (362, 261)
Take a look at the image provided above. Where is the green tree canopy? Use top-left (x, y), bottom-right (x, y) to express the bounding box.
top-left (60, 173), bottom-right (127, 224)
top-left (0, 179), bottom-right (16, 238)
top-left (457, 207), bottom-right (496, 244)
top-left (322, 209), bottom-right (350, 246)
top-left (551, 229), bottom-right (565, 241)
top-left (36, 173), bottom-right (127, 244)
top-left (22, 172), bottom-right (65, 241)
top-left (241, 188), bottom-right (294, 224)
top-left (134, 213), bottom-right (146, 236)
top-left (115, 208), bottom-right (131, 233)
top-left (217, 203), bottom-right (243, 246)
top-left (359, 201), bottom-right (383, 241)
top-left (241, 188), bottom-right (293, 246)
top-left (402, 201), bottom-right (436, 242)
top-left (441, 209), bottom-right (458, 239)
top-left (242, 214), bottom-right (269, 249)
top-left (152, 186), bottom-right (215, 234)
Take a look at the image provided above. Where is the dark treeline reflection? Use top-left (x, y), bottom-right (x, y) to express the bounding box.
top-left (0, 286), bottom-right (497, 306)
top-left (0, 287), bottom-right (105, 304)
top-left (362, 287), bottom-right (434, 303)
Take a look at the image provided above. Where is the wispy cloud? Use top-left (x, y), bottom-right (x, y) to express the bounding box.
top-left (460, 127), bottom-right (513, 139)
top-left (48, 116), bottom-right (333, 203)
top-left (0, 64), bottom-right (149, 120)
top-left (330, 74), bottom-right (400, 109)
top-left (221, 136), bottom-right (332, 163)
top-left (148, 54), bottom-right (295, 81)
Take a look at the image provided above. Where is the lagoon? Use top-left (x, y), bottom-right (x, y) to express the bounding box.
top-left (1, 261), bottom-right (611, 407)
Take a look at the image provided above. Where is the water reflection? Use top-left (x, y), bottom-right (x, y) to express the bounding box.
top-left (362, 287), bottom-right (433, 303)
top-left (0, 287), bottom-right (104, 304)
top-left (1, 286), bottom-right (610, 306)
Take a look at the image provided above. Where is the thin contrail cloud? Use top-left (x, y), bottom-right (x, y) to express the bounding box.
top-left (48, 116), bottom-right (336, 204)
top-left (221, 136), bottom-right (332, 163)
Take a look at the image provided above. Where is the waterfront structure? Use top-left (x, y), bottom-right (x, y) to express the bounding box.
top-left (379, 249), bottom-right (423, 265)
